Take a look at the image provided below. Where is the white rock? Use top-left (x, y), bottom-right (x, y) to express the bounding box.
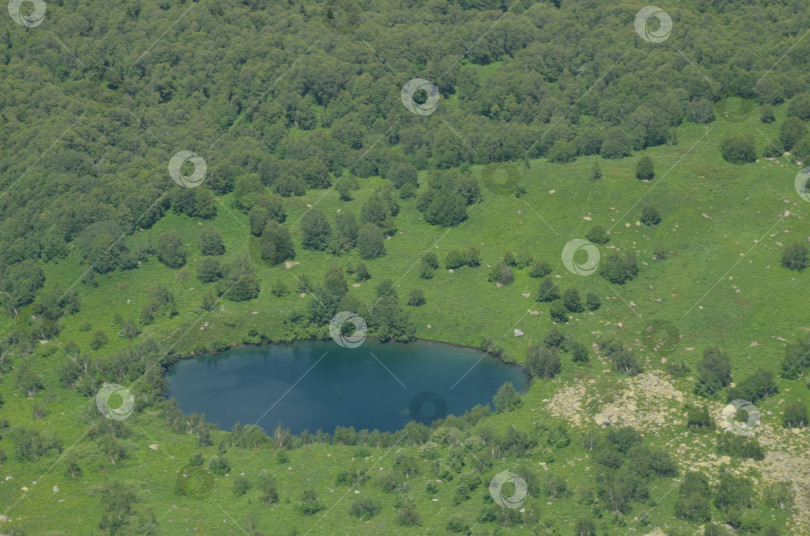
top-left (514, 329), bottom-right (524, 337)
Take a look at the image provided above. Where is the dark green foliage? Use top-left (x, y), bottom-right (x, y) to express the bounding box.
top-left (574, 518), bottom-right (597, 536)
top-left (586, 292), bottom-right (601, 311)
top-left (199, 227), bottom-right (225, 256)
top-left (599, 252), bottom-right (639, 285)
top-left (787, 92), bottom-right (810, 120)
top-left (601, 340), bottom-right (642, 375)
top-left (336, 175), bottom-right (360, 201)
top-left (493, 382), bottom-right (522, 412)
top-left (783, 401), bottom-right (807, 427)
top-left (562, 288), bottom-right (584, 312)
top-left (779, 116), bottom-right (807, 150)
top-left (89, 330), bottom-right (109, 350)
top-left (687, 406), bottom-right (713, 429)
top-left (445, 250), bottom-right (465, 270)
top-left (781, 335), bottom-right (810, 378)
top-left (308, 267), bottom-right (348, 325)
top-left (636, 155), bottom-right (655, 180)
top-left (387, 162), bottom-right (418, 189)
top-left (502, 251), bottom-right (517, 267)
top-left (196, 257), bottom-right (222, 283)
top-left (782, 242), bottom-right (808, 271)
top-left (548, 139), bottom-right (578, 163)
top-left (714, 473), bottom-right (754, 512)
top-left (350, 498), bottom-right (380, 520)
top-left (396, 505), bottom-right (421, 526)
top-left (261, 221), bottom-right (295, 265)
top-left (407, 289), bottom-right (425, 307)
top-left (695, 347), bottom-right (732, 396)
top-left (585, 226), bottom-right (609, 244)
top-left (156, 231), bottom-right (186, 269)
top-left (641, 206), bottom-right (661, 226)
top-left (526, 345), bottom-right (561, 378)
top-left (422, 252), bottom-right (439, 269)
top-left (550, 301), bottom-right (568, 323)
top-left (357, 224), bottom-right (385, 260)
top-left (300, 209), bottom-right (332, 251)
top-left (600, 127), bottom-right (632, 158)
top-left (591, 161), bottom-right (603, 180)
top-left (352, 262), bottom-right (370, 282)
top-left (571, 341), bottom-right (589, 363)
top-left (220, 251), bottom-right (260, 302)
top-left (361, 185), bottom-right (399, 235)
top-left (334, 212), bottom-right (359, 252)
top-left (675, 472), bottom-right (712, 522)
top-left (528, 260), bottom-right (552, 278)
top-left (232, 475), bottom-right (249, 496)
top-left (536, 277), bottom-right (560, 302)
top-left (760, 103), bottom-right (776, 123)
top-left (233, 173), bottom-right (264, 211)
top-left (717, 435), bottom-right (765, 460)
top-left (720, 133), bottom-right (757, 163)
top-left (728, 369), bottom-right (776, 403)
top-left (257, 471), bottom-right (278, 504)
top-left (298, 489), bottom-right (323, 515)
top-left (488, 262), bottom-right (513, 285)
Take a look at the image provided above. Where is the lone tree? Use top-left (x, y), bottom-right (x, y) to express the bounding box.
top-left (783, 401), bottom-right (808, 427)
top-left (600, 252), bottom-right (639, 285)
top-left (526, 345), bottom-right (561, 378)
top-left (641, 205), bottom-right (662, 226)
top-left (199, 227), bottom-right (225, 256)
top-left (562, 288), bottom-right (584, 312)
top-left (720, 133), bottom-right (757, 163)
top-left (357, 223), bottom-right (385, 260)
top-left (636, 155), bottom-right (655, 180)
top-left (300, 209), bottom-right (332, 251)
top-left (782, 243), bottom-right (808, 271)
top-left (156, 231), bottom-right (186, 269)
top-left (585, 226), bottom-right (609, 245)
top-left (261, 221), bottom-right (295, 265)
top-left (779, 116), bottom-right (808, 150)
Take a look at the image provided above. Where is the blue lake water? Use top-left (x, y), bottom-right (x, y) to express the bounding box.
top-left (166, 340), bottom-right (528, 434)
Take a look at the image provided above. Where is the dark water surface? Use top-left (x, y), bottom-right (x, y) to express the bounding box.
top-left (166, 340), bottom-right (528, 434)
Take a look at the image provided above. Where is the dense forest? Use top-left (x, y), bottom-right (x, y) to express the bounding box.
top-left (1, 0), bottom-right (810, 534)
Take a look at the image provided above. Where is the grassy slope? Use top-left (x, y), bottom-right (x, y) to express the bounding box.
top-left (0, 101), bottom-right (808, 535)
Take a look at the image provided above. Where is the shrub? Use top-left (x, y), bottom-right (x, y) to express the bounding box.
top-left (586, 292), bottom-right (601, 311)
top-left (407, 289), bottom-right (425, 307)
top-left (585, 226), bottom-right (609, 244)
top-left (779, 116), bottom-right (807, 150)
top-left (600, 252), bottom-right (639, 285)
top-left (783, 401), bottom-right (807, 427)
top-left (529, 260), bottom-right (552, 278)
top-left (641, 206), bottom-right (662, 226)
top-left (536, 277), bottom-right (560, 302)
top-left (550, 301), bottom-right (568, 323)
top-left (720, 133), bottom-right (757, 163)
top-left (446, 250), bottom-right (465, 269)
top-left (562, 288), bottom-right (584, 312)
top-left (636, 155), bottom-right (655, 180)
top-left (526, 345), bottom-right (561, 378)
top-left (782, 243), bottom-right (808, 271)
